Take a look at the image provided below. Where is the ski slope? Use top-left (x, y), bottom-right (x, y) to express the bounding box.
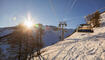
top-left (37, 12), bottom-right (105, 60)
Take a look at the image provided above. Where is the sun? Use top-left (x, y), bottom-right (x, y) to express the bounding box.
top-left (24, 20), bottom-right (34, 29)
top-left (22, 12), bottom-right (35, 29)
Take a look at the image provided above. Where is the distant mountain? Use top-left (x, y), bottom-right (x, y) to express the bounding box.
top-left (43, 25), bottom-right (74, 46)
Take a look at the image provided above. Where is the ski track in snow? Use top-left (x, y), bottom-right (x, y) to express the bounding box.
top-left (36, 12), bottom-right (105, 60)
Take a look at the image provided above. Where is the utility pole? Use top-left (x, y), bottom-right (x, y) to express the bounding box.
top-left (59, 21), bottom-right (67, 41)
top-left (39, 24), bottom-right (43, 45)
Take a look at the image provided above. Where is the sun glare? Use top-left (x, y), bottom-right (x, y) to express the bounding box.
top-left (24, 20), bottom-right (34, 29)
top-left (23, 12), bottom-right (34, 29)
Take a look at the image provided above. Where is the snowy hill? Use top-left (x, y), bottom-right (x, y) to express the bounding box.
top-left (36, 12), bottom-right (105, 60)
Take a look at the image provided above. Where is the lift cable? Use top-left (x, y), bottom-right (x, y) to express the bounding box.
top-left (48, 0), bottom-right (60, 22)
top-left (62, 0), bottom-right (78, 21)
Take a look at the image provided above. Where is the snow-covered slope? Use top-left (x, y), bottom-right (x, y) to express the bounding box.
top-left (0, 28), bottom-right (14, 60)
top-left (37, 12), bottom-right (105, 60)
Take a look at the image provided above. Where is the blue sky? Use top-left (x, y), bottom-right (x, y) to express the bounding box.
top-left (0, 0), bottom-right (105, 28)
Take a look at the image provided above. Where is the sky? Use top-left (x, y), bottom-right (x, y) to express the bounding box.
top-left (0, 0), bottom-right (105, 29)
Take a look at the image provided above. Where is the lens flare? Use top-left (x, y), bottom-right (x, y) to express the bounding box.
top-left (23, 12), bottom-right (34, 29)
top-left (24, 20), bottom-right (34, 29)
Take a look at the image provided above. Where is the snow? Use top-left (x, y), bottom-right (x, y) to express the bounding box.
top-left (0, 28), bottom-right (14, 60)
top-left (0, 44), bottom-right (10, 58)
top-left (35, 12), bottom-right (105, 60)
top-left (0, 29), bottom-right (14, 37)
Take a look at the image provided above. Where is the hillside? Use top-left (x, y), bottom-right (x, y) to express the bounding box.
top-left (0, 25), bottom-right (74, 60)
top-left (43, 27), bottom-right (74, 46)
top-left (35, 12), bottom-right (105, 60)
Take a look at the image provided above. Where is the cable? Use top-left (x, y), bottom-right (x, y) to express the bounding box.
top-left (62, 0), bottom-right (71, 18)
top-left (70, 0), bottom-right (77, 11)
top-left (48, 0), bottom-right (60, 22)
top-left (63, 0), bottom-right (78, 20)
